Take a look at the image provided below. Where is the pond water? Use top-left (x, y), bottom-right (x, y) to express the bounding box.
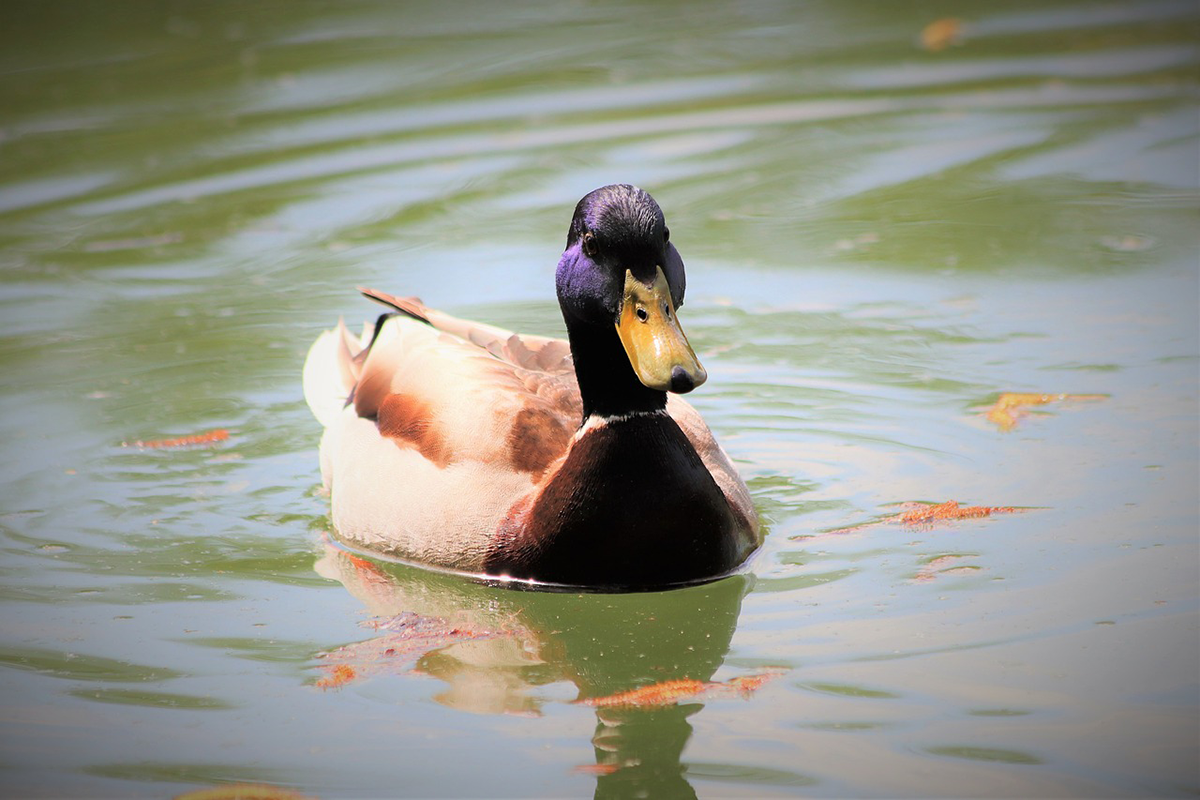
top-left (1, 1), bottom-right (1197, 797)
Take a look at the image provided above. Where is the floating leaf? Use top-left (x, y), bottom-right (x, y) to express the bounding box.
top-left (584, 678), bottom-right (710, 708)
top-left (580, 670), bottom-right (786, 708)
top-left (983, 393), bottom-right (1104, 432)
top-left (174, 784), bottom-right (316, 800)
top-left (895, 501), bottom-right (1016, 525)
top-left (126, 429), bottom-right (230, 449)
top-left (572, 762), bottom-right (623, 776)
top-left (821, 501), bottom-right (1024, 535)
top-left (314, 664), bottom-right (357, 690)
top-left (920, 18), bottom-right (963, 52)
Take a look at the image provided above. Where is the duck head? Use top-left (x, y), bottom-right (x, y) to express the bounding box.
top-left (555, 185), bottom-right (706, 416)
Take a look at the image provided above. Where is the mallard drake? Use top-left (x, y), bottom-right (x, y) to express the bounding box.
top-left (303, 184), bottom-right (759, 589)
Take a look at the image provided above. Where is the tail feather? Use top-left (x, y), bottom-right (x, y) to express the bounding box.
top-left (304, 318), bottom-right (362, 429)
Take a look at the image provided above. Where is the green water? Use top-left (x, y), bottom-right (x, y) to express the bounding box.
top-left (1, 1), bottom-right (1197, 797)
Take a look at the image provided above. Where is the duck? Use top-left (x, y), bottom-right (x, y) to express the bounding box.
top-left (303, 184), bottom-right (760, 589)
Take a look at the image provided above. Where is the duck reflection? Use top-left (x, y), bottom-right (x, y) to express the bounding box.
top-left (314, 541), bottom-right (763, 797)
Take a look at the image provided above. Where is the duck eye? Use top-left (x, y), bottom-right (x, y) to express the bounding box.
top-left (663, 227), bottom-right (670, 244)
top-left (581, 230), bottom-right (597, 257)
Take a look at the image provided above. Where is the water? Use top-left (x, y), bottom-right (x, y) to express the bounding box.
top-left (1, 1), bottom-right (1197, 796)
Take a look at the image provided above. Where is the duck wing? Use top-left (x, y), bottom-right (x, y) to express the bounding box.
top-left (315, 290), bottom-right (582, 481)
top-left (302, 294), bottom-right (584, 568)
top-left (359, 287), bottom-right (573, 375)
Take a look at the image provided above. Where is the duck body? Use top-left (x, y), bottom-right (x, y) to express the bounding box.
top-left (304, 185), bottom-right (759, 589)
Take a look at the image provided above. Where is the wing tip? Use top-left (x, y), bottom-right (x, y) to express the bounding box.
top-left (358, 286), bottom-right (429, 324)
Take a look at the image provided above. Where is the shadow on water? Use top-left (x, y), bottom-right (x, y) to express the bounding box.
top-left (314, 542), bottom-right (769, 798)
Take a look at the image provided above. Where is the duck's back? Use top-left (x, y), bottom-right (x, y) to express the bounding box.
top-left (304, 312), bottom-right (582, 570)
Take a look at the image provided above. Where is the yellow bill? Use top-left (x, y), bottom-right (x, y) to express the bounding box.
top-left (616, 266), bottom-right (707, 393)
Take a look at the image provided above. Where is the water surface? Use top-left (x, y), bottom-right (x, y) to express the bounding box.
top-left (1, 1), bottom-right (1197, 797)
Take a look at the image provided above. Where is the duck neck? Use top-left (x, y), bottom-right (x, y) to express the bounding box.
top-left (566, 321), bottom-right (667, 421)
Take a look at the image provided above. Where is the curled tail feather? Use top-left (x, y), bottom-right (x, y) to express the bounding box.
top-left (303, 318), bottom-right (363, 429)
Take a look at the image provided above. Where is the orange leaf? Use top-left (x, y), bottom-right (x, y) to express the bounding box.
top-left (572, 763), bottom-right (622, 776)
top-left (582, 678), bottom-right (710, 708)
top-left (983, 392), bottom-right (1104, 431)
top-left (580, 670), bottom-right (785, 708)
top-left (920, 18), bottom-right (963, 51)
top-left (725, 672), bottom-right (781, 696)
top-left (816, 500), bottom-right (1027, 536)
top-left (896, 500), bottom-right (1016, 525)
top-left (314, 664), bottom-right (357, 690)
top-left (174, 784), bottom-right (316, 800)
top-left (128, 428), bottom-right (229, 448)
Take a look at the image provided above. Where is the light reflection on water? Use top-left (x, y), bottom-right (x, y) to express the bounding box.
top-left (0, 0), bottom-right (1197, 797)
